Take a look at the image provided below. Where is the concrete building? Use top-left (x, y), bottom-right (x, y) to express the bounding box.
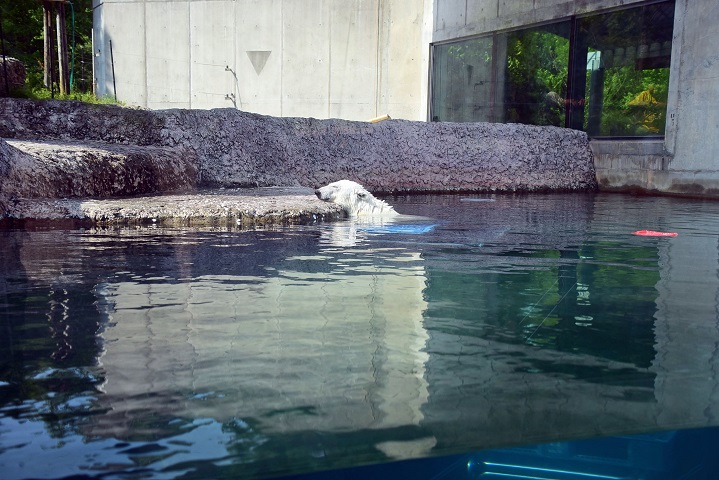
top-left (92, 0), bottom-right (432, 120)
top-left (93, 0), bottom-right (719, 196)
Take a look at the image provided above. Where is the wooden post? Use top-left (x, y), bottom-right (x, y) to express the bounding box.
top-left (55, 1), bottom-right (70, 94)
top-left (43, 1), bottom-right (53, 88)
top-left (42, 0), bottom-right (70, 94)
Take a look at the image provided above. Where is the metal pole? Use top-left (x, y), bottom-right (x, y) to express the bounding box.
top-left (109, 39), bottom-right (116, 101)
top-left (91, 27), bottom-right (96, 97)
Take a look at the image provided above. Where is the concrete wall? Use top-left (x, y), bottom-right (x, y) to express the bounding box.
top-left (431, 0), bottom-right (652, 43)
top-left (659, 0), bottom-right (719, 191)
top-left (432, 0), bottom-right (719, 197)
top-left (92, 0), bottom-right (431, 121)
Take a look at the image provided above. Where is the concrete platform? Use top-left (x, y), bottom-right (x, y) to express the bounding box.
top-left (1, 187), bottom-right (344, 227)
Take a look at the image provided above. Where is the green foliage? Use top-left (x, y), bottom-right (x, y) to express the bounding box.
top-left (0, 0), bottom-right (44, 70)
top-left (502, 24), bottom-right (671, 136)
top-left (588, 65), bottom-right (670, 136)
top-left (1, 0), bottom-right (98, 99)
top-left (15, 83), bottom-right (121, 105)
top-left (505, 29), bottom-right (570, 127)
top-left (508, 32), bottom-right (569, 95)
top-left (447, 39), bottom-right (493, 68)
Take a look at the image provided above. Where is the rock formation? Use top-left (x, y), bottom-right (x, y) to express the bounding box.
top-left (0, 98), bottom-right (597, 224)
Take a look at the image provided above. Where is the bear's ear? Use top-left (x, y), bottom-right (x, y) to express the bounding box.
top-left (356, 191), bottom-right (366, 198)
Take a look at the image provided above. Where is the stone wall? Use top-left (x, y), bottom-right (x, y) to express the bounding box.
top-left (0, 98), bottom-right (596, 201)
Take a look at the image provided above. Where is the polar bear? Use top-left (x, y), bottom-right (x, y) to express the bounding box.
top-left (315, 179), bottom-right (398, 217)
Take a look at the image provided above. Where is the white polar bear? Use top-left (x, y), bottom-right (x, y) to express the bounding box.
top-left (315, 179), bottom-right (398, 217)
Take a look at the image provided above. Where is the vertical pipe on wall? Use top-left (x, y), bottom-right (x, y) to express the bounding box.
top-left (91, 27), bottom-right (95, 97)
top-left (109, 39), bottom-right (117, 101)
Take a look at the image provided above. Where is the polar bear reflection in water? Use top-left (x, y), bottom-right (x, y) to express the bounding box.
top-left (94, 184), bottom-right (436, 461)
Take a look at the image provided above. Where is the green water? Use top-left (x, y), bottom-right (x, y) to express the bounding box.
top-left (2, 193), bottom-right (719, 479)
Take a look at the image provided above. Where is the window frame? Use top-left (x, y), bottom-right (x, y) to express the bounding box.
top-left (428, 0), bottom-right (675, 140)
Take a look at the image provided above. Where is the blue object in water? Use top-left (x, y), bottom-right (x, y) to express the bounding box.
top-left (363, 224), bottom-right (437, 235)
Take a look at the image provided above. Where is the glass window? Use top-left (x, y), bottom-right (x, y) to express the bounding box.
top-left (501, 21), bottom-right (571, 127)
top-left (576, 2), bottom-right (675, 136)
top-left (429, 0), bottom-right (675, 138)
top-left (430, 37), bottom-right (494, 123)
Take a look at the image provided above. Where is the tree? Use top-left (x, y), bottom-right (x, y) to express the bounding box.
top-left (0, 0), bottom-right (94, 95)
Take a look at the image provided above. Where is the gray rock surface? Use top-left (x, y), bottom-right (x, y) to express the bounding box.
top-left (4, 187), bottom-right (343, 227)
top-left (0, 98), bottom-right (597, 225)
top-left (0, 57), bottom-right (26, 96)
top-left (3, 139), bottom-right (198, 198)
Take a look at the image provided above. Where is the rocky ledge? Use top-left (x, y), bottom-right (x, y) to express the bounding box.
top-left (3, 187), bottom-right (343, 227)
top-left (0, 98), bottom-right (597, 226)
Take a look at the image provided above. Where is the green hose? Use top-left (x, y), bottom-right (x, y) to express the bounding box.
top-left (68, 0), bottom-right (75, 89)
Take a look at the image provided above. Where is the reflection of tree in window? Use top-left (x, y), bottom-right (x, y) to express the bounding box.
top-left (505, 28), bottom-right (569, 127)
top-left (592, 67), bottom-right (669, 136)
top-left (429, 0), bottom-right (674, 137)
top-left (581, 1), bottom-right (674, 136)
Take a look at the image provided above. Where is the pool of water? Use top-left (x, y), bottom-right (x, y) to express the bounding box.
top-left (2, 192), bottom-right (719, 479)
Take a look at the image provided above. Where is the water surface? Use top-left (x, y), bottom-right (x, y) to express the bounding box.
top-left (2, 193), bottom-right (719, 479)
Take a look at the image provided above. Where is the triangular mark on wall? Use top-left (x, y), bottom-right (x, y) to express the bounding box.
top-left (246, 51), bottom-right (271, 75)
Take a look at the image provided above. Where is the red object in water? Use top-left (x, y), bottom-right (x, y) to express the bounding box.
top-left (633, 230), bottom-right (678, 237)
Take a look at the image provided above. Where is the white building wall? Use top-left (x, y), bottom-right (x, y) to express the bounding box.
top-left (236, 0), bottom-right (282, 115)
top-left (327, 1), bottom-right (379, 120)
top-left (93, 0), bottom-right (431, 121)
top-left (190, 1), bottom-right (237, 110)
top-left (146, 2), bottom-right (191, 109)
top-left (377, 1), bottom-right (429, 120)
top-left (281, 0), bottom-right (331, 118)
top-left (93, 1), bottom-right (148, 105)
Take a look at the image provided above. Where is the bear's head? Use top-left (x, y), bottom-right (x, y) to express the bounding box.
top-left (315, 180), bottom-right (367, 205)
